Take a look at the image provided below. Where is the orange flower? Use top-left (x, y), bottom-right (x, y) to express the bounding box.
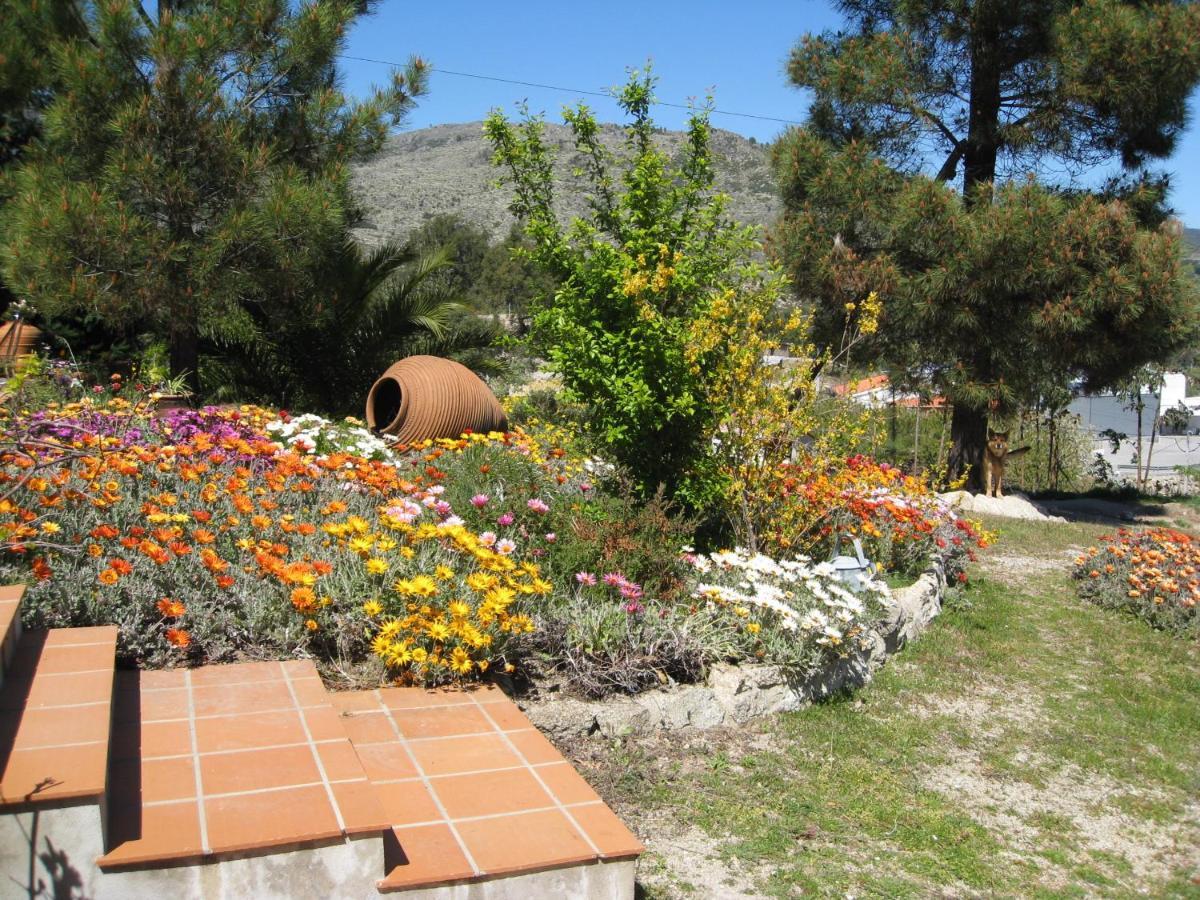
top-left (291, 587), bottom-right (317, 611)
top-left (250, 515), bottom-right (271, 530)
top-left (31, 557), bottom-right (52, 581)
top-left (98, 569), bottom-right (120, 585)
top-left (168, 541), bottom-right (192, 557)
top-left (192, 528), bottom-right (215, 544)
top-left (215, 575), bottom-right (235, 590)
top-left (165, 628), bottom-right (190, 648)
top-left (305, 619), bottom-right (318, 631)
top-left (192, 509), bottom-right (213, 524)
top-left (109, 558), bottom-right (134, 576)
top-left (156, 598), bottom-right (186, 617)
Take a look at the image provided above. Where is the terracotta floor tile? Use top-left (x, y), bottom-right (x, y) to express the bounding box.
top-left (317, 740), bottom-right (368, 782)
top-left (101, 799), bottom-right (205, 868)
top-left (194, 709), bottom-right (306, 754)
top-left (137, 669), bottom-right (188, 691)
top-left (1, 670), bottom-right (112, 710)
top-left (0, 743), bottom-right (108, 803)
top-left (354, 742), bottom-right (418, 782)
top-left (191, 680), bottom-right (294, 718)
top-left (43, 625), bottom-right (119, 646)
top-left (534, 762), bottom-right (603, 806)
top-left (286, 675), bottom-right (329, 708)
top-left (472, 698), bottom-right (532, 732)
top-left (15, 641), bottom-right (113, 674)
top-left (110, 755), bottom-right (198, 804)
top-left (134, 686), bottom-right (189, 723)
top-left (125, 719), bottom-right (192, 759)
top-left (455, 808), bottom-right (595, 877)
top-left (189, 660), bottom-right (282, 687)
top-left (378, 687), bottom-right (477, 711)
top-left (408, 733), bottom-right (521, 777)
top-left (566, 802), bottom-right (645, 859)
top-left (338, 710), bottom-right (397, 745)
top-left (379, 824), bottom-right (476, 890)
top-left (1, 702), bottom-right (110, 748)
top-left (279, 659), bottom-right (319, 679)
top-left (205, 784), bottom-right (342, 853)
top-left (393, 705), bottom-right (493, 739)
top-left (304, 705), bottom-right (347, 742)
top-left (329, 690), bottom-right (384, 713)
top-left (0, 584), bottom-right (25, 602)
top-left (505, 728), bottom-right (566, 765)
top-left (329, 779), bottom-right (389, 834)
top-left (200, 744), bottom-right (321, 796)
top-left (434, 767), bottom-right (554, 820)
top-left (376, 779), bottom-right (444, 826)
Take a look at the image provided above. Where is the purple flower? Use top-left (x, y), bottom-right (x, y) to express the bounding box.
top-left (497, 512), bottom-right (514, 527)
top-left (575, 572), bottom-right (597, 586)
top-left (470, 493), bottom-right (490, 508)
top-left (527, 498), bottom-right (550, 514)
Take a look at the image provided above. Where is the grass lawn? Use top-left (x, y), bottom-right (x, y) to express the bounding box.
top-left (562, 513), bottom-right (1200, 898)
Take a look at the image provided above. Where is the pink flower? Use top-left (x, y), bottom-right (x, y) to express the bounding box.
top-left (527, 498), bottom-right (550, 514)
top-left (575, 572), bottom-right (597, 586)
top-left (496, 538), bottom-right (516, 556)
top-left (623, 600), bottom-right (644, 615)
top-left (619, 582), bottom-right (643, 600)
top-left (544, 532), bottom-right (557, 543)
top-left (434, 500), bottom-right (453, 517)
top-left (497, 512), bottom-right (514, 527)
top-left (470, 494), bottom-right (490, 508)
top-left (602, 572), bottom-right (627, 588)
top-left (479, 531), bottom-right (497, 547)
top-left (579, 483), bottom-right (592, 493)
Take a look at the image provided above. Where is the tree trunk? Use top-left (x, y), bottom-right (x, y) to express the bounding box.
top-left (949, 403), bottom-right (988, 492)
top-left (169, 322), bottom-right (200, 395)
top-left (963, 0), bottom-right (1002, 207)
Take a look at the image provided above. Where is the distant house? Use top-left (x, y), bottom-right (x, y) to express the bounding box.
top-left (832, 374), bottom-right (945, 409)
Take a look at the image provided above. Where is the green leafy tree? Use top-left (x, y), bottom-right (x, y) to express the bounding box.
top-left (475, 225), bottom-right (558, 335)
top-left (403, 213), bottom-right (491, 300)
top-left (778, 0), bottom-right (1200, 485)
top-left (0, 0), bottom-right (428, 392)
top-left (484, 69), bottom-right (773, 506)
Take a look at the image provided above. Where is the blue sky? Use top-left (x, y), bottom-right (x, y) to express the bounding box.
top-left (341, 0), bottom-right (1200, 225)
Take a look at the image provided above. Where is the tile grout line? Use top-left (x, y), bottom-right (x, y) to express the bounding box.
top-left (348, 726), bottom-right (536, 745)
top-left (182, 669), bottom-right (211, 855)
top-left (389, 798), bottom-right (606, 830)
top-left (142, 776), bottom-right (370, 808)
top-left (372, 759), bottom-right (569, 784)
top-left (133, 701), bottom-right (329, 724)
top-left (141, 736), bottom-right (346, 761)
top-left (10, 738), bottom-right (108, 752)
top-left (375, 689), bottom-right (482, 877)
top-left (467, 694), bottom-right (604, 858)
top-left (278, 661), bottom-right (346, 834)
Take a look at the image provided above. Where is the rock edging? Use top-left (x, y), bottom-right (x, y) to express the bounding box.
top-left (523, 567), bottom-right (948, 741)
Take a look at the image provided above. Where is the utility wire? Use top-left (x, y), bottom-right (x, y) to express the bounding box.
top-left (340, 54), bottom-right (804, 126)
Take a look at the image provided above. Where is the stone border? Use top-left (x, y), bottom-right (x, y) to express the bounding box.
top-left (524, 567), bottom-right (948, 741)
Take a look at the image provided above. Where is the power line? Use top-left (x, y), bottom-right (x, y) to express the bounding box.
top-left (339, 54), bottom-right (804, 127)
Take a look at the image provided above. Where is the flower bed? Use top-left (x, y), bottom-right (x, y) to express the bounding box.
top-left (1074, 528), bottom-right (1200, 637)
top-left (1, 390), bottom-right (982, 694)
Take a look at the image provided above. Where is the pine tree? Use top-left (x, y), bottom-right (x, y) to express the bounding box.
top-left (0, 0), bottom-right (427, 391)
top-left (778, 0), bottom-right (1200, 485)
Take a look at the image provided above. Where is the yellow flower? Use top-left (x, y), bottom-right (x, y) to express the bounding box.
top-left (379, 619), bottom-right (402, 640)
top-left (434, 565), bottom-right (455, 581)
top-left (395, 574), bottom-right (438, 598)
top-left (40, 522), bottom-right (61, 534)
top-left (426, 621), bottom-right (451, 641)
top-left (348, 535), bottom-right (374, 555)
top-left (365, 558), bottom-right (388, 576)
top-left (448, 600), bottom-right (471, 619)
top-left (305, 619), bottom-right (318, 631)
top-left (371, 634), bottom-right (392, 656)
top-left (410, 647), bottom-right (428, 664)
top-left (363, 599), bottom-right (383, 617)
top-left (449, 647), bottom-right (472, 675)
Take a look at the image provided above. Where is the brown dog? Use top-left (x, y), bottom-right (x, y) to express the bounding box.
top-left (983, 431), bottom-right (1029, 498)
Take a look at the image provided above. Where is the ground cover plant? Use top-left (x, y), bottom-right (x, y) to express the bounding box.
top-left (1074, 527), bottom-right (1200, 637)
top-left (0, 373), bottom-right (976, 696)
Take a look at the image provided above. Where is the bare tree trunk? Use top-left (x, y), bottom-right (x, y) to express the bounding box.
top-left (913, 402), bottom-right (922, 475)
top-left (949, 403), bottom-right (988, 492)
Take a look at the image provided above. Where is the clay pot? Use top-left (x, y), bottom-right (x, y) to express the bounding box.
top-left (365, 355), bottom-right (507, 443)
top-left (0, 321), bottom-right (42, 369)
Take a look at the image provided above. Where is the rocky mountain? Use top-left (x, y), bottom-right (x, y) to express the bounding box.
top-left (351, 121), bottom-right (781, 246)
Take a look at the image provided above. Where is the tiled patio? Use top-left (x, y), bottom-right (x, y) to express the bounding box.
top-left (0, 585), bottom-right (643, 896)
top-left (331, 686), bottom-right (641, 891)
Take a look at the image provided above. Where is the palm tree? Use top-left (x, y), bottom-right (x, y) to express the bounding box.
top-left (206, 238), bottom-right (502, 413)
